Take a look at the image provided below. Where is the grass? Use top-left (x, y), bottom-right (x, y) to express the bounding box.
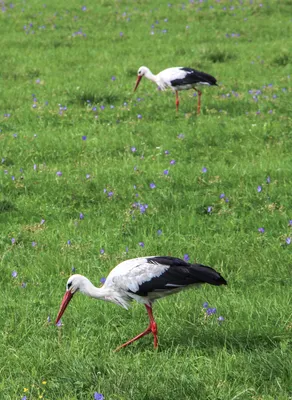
top-left (0, 0), bottom-right (292, 399)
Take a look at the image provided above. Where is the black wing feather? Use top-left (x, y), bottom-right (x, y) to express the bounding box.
top-left (171, 67), bottom-right (217, 87)
top-left (132, 256), bottom-right (227, 296)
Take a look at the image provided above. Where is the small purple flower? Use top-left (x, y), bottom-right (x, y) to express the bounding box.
top-left (67, 240), bottom-right (71, 245)
top-left (170, 160), bottom-right (176, 165)
top-left (203, 302), bottom-right (208, 309)
top-left (82, 135), bottom-right (87, 141)
top-left (86, 174), bottom-right (91, 179)
top-left (206, 307), bottom-right (217, 315)
top-left (32, 241), bottom-right (37, 247)
top-left (266, 176), bottom-right (271, 184)
top-left (79, 213), bottom-right (84, 220)
top-left (56, 171), bottom-right (62, 176)
top-left (100, 105), bottom-right (105, 110)
top-left (163, 169), bottom-right (169, 175)
top-left (21, 396), bottom-right (27, 400)
top-left (268, 110), bottom-right (273, 114)
top-left (11, 238), bottom-right (16, 244)
top-left (219, 193), bottom-right (225, 199)
top-left (164, 150), bottom-right (169, 155)
top-left (100, 248), bottom-right (105, 254)
top-left (138, 242), bottom-right (144, 248)
top-left (157, 229), bottom-right (162, 236)
top-left (11, 176), bottom-right (15, 181)
top-left (258, 227), bottom-right (265, 233)
top-left (289, 220), bottom-right (292, 227)
top-left (81, 6), bottom-right (86, 11)
top-left (119, 32), bottom-right (123, 37)
top-left (177, 133), bottom-right (184, 139)
top-left (131, 147), bottom-right (136, 152)
top-left (72, 266), bottom-right (76, 272)
top-left (286, 237), bottom-right (291, 245)
top-left (207, 206), bottom-right (212, 213)
top-left (40, 219), bottom-right (45, 225)
top-left (56, 320), bottom-right (63, 327)
top-left (34, 164), bottom-right (37, 171)
top-left (218, 316), bottom-right (225, 323)
top-left (47, 316), bottom-right (51, 323)
top-left (12, 271), bottom-right (18, 278)
top-left (183, 254), bottom-right (190, 262)
top-left (92, 107), bottom-right (97, 111)
top-left (137, 114), bottom-right (142, 119)
top-left (94, 393), bottom-right (104, 400)
top-left (111, 76), bottom-right (116, 81)
top-left (108, 191), bottom-right (114, 197)
top-left (257, 185), bottom-right (262, 193)
top-left (149, 183), bottom-right (156, 189)
top-left (100, 277), bottom-right (106, 284)
top-left (202, 167), bottom-right (207, 173)
top-left (103, 188), bottom-right (107, 193)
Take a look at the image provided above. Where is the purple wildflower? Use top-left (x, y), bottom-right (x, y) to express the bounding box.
top-left (111, 76), bottom-right (116, 81)
top-left (21, 396), bottom-right (27, 400)
top-left (163, 169), bottom-right (169, 175)
top-left (218, 316), bottom-right (225, 323)
top-left (207, 206), bottom-right (212, 213)
top-left (82, 135), bottom-right (87, 140)
top-left (202, 167), bottom-right (207, 173)
top-left (183, 254), bottom-right (190, 262)
top-left (40, 219), bottom-right (45, 225)
top-left (11, 238), bottom-right (16, 244)
top-left (100, 248), bottom-right (105, 254)
top-left (157, 229), bottom-right (162, 236)
top-left (47, 316), bottom-right (51, 323)
top-left (149, 183), bottom-right (156, 189)
top-left (67, 240), bottom-right (71, 245)
top-left (138, 242), bottom-right (145, 248)
top-left (258, 227), bottom-right (265, 233)
top-left (131, 147), bottom-right (136, 152)
top-left (32, 241), bottom-right (37, 247)
top-left (11, 176), bottom-right (15, 181)
top-left (92, 107), bottom-right (97, 111)
top-left (286, 237), bottom-right (291, 245)
top-left (165, 150), bottom-right (169, 155)
top-left (12, 271), bottom-right (18, 278)
top-left (56, 320), bottom-right (63, 327)
top-left (177, 133), bottom-right (184, 139)
top-left (108, 191), bottom-right (114, 197)
top-left (56, 171), bottom-right (62, 176)
top-left (33, 164), bottom-right (37, 171)
top-left (203, 302), bottom-right (208, 309)
top-left (100, 277), bottom-right (106, 284)
top-left (257, 185), bottom-right (262, 193)
top-left (206, 307), bottom-right (217, 315)
top-left (79, 213), bottom-right (84, 219)
top-left (72, 266), bottom-right (76, 272)
top-left (289, 220), bottom-right (292, 227)
top-left (100, 105), bottom-right (105, 110)
top-left (137, 114), bottom-right (142, 119)
top-left (94, 393), bottom-right (104, 400)
top-left (266, 176), bottom-right (271, 184)
top-left (219, 193), bottom-right (225, 199)
top-left (82, 6), bottom-right (86, 11)
top-left (119, 32), bottom-right (123, 37)
top-left (170, 160), bottom-right (176, 165)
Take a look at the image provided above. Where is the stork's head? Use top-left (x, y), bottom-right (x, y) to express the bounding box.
top-left (134, 66), bottom-right (149, 91)
top-left (55, 274), bottom-right (89, 324)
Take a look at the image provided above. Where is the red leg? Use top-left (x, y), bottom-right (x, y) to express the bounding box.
top-left (194, 88), bottom-right (202, 114)
top-left (114, 304), bottom-right (158, 351)
top-left (175, 91), bottom-right (179, 112)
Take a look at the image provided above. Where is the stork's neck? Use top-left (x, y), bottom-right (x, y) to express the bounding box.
top-left (144, 68), bottom-right (158, 84)
top-left (80, 278), bottom-right (112, 300)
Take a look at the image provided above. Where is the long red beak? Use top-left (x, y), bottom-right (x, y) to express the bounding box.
top-left (134, 75), bottom-right (142, 92)
top-left (55, 291), bottom-right (73, 324)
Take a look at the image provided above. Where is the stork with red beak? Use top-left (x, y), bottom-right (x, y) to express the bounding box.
top-left (134, 66), bottom-right (217, 114)
top-left (55, 256), bottom-right (227, 351)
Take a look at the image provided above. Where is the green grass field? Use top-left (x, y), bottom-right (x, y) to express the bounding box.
top-left (0, 0), bottom-right (292, 399)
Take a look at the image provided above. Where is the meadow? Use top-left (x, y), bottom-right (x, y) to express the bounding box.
top-left (0, 0), bottom-right (292, 399)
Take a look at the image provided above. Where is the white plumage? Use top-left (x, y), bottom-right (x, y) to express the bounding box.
top-left (56, 256), bottom-right (226, 351)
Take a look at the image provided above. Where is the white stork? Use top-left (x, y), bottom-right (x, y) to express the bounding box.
top-left (134, 66), bottom-right (218, 114)
top-left (55, 256), bottom-right (227, 351)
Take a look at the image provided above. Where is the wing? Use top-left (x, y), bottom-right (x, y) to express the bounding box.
top-left (170, 67), bottom-right (217, 87)
top-left (104, 256), bottom-right (226, 297)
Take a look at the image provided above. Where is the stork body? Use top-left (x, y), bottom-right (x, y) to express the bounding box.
top-left (134, 66), bottom-right (218, 114)
top-left (56, 256), bottom-right (227, 350)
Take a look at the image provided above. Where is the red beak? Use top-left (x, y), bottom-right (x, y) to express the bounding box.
top-left (134, 75), bottom-right (142, 92)
top-left (55, 291), bottom-right (73, 324)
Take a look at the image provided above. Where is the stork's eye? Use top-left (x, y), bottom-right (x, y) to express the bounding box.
top-left (67, 282), bottom-right (72, 290)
